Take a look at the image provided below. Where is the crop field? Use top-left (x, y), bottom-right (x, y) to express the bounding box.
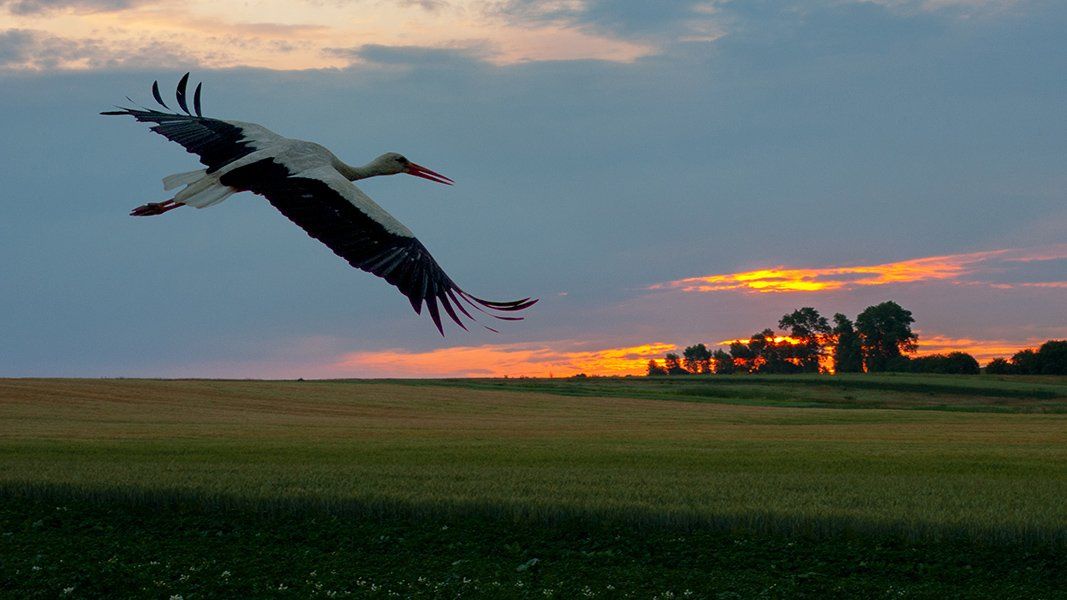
top-left (1, 376), bottom-right (1066, 598)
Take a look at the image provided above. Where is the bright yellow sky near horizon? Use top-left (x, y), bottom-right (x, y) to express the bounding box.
top-left (1, 0), bottom-right (656, 69)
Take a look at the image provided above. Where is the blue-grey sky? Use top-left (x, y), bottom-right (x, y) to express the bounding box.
top-left (1, 0), bottom-right (1065, 377)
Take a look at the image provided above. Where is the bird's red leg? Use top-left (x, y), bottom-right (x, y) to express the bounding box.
top-left (130, 199), bottom-right (184, 217)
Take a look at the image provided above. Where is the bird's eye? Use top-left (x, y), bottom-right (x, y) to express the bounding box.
top-left (397, 156), bottom-right (409, 164)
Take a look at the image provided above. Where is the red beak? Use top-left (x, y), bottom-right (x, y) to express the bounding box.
top-left (405, 162), bottom-right (454, 185)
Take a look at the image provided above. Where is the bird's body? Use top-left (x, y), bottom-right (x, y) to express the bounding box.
top-left (104, 74), bottom-right (536, 333)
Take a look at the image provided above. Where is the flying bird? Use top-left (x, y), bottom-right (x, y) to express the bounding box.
top-left (103, 74), bottom-right (537, 334)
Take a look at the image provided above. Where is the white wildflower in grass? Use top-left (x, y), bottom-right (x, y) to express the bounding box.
top-left (582, 585), bottom-right (596, 597)
top-left (277, 584), bottom-right (288, 591)
top-left (32, 566), bottom-right (41, 571)
top-left (178, 574), bottom-right (189, 582)
top-left (61, 587), bottom-right (74, 595)
top-left (169, 595), bottom-right (183, 600)
top-left (221, 570), bottom-right (231, 578)
top-left (606, 585), bottom-right (616, 590)
top-left (542, 589), bottom-right (555, 597)
top-left (683, 591), bottom-right (694, 597)
top-left (515, 581), bottom-right (525, 588)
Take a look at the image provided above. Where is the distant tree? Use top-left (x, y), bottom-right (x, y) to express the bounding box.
top-left (1010, 349), bottom-right (1041, 375)
top-left (646, 359), bottom-right (667, 376)
top-left (831, 313), bottom-right (864, 373)
top-left (1036, 340), bottom-right (1067, 375)
top-left (712, 349), bottom-right (735, 374)
top-left (909, 352), bottom-right (979, 375)
top-left (984, 357), bottom-right (1014, 375)
top-left (748, 328), bottom-right (800, 374)
top-left (683, 343), bottom-right (713, 374)
top-left (729, 341), bottom-right (757, 373)
top-left (856, 301), bottom-right (918, 372)
top-left (779, 307), bottom-right (831, 372)
top-left (664, 353), bottom-right (688, 375)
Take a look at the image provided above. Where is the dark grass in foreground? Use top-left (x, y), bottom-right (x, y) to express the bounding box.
top-left (1, 377), bottom-right (1066, 597)
top-left (2, 493), bottom-right (1064, 599)
top-left (394, 373), bottom-right (1067, 413)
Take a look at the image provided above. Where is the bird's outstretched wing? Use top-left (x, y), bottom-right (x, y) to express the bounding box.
top-left (219, 157), bottom-right (538, 334)
top-left (101, 73), bottom-right (281, 173)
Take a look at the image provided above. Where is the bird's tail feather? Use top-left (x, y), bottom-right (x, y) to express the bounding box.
top-left (163, 169), bottom-right (206, 191)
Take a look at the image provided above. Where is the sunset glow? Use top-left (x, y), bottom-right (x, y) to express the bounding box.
top-left (0, 0), bottom-right (654, 70)
top-left (332, 342), bottom-right (677, 378)
top-left (654, 245), bottom-right (1067, 294)
top-left (913, 334), bottom-right (1050, 366)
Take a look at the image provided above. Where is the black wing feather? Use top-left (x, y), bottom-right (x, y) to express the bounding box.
top-left (219, 158), bottom-right (536, 334)
top-left (102, 75), bottom-right (253, 172)
top-left (151, 81), bottom-right (169, 110)
top-left (175, 72), bottom-right (191, 115)
top-left (193, 82), bottom-right (203, 117)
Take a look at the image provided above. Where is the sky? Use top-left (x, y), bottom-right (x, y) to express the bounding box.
top-left (1, 0), bottom-right (1065, 378)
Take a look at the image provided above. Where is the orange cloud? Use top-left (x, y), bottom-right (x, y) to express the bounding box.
top-left (333, 342), bottom-right (677, 378)
top-left (653, 245), bottom-right (1067, 294)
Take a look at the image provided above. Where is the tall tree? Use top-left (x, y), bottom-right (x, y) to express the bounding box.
top-left (779, 307), bottom-right (831, 372)
top-left (749, 329), bottom-right (795, 374)
top-left (729, 341), bottom-right (756, 373)
top-left (831, 313), bottom-right (864, 373)
top-left (1010, 348), bottom-right (1041, 374)
top-left (663, 353), bottom-right (687, 375)
top-left (712, 349), bottom-right (735, 374)
top-left (985, 357), bottom-right (1014, 375)
top-left (683, 343), bottom-right (712, 374)
top-left (1036, 340), bottom-right (1067, 375)
top-left (855, 301), bottom-right (918, 372)
top-left (646, 359), bottom-right (667, 376)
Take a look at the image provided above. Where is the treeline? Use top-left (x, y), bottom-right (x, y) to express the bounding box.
top-left (986, 341), bottom-right (1067, 375)
top-left (647, 300), bottom-right (1066, 376)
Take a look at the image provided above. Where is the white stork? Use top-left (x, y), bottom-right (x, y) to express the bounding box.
top-left (103, 74), bottom-right (537, 334)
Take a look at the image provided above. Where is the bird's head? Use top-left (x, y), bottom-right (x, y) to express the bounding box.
top-left (373, 152), bottom-right (454, 185)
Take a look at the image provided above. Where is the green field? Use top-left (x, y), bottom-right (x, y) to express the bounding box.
top-left (1, 376), bottom-right (1066, 598)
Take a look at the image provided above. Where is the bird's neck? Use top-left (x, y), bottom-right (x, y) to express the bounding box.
top-left (334, 159), bottom-right (384, 181)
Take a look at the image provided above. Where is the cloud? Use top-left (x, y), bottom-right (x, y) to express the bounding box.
top-left (0, 28), bottom-right (197, 70)
top-left (333, 341), bottom-right (677, 377)
top-left (395, 0), bottom-right (448, 10)
top-left (859, 0), bottom-right (1022, 17)
top-left (492, 0), bottom-right (725, 42)
top-left (324, 43), bottom-right (491, 67)
top-left (652, 245), bottom-right (1067, 294)
top-left (0, 0), bottom-right (145, 15)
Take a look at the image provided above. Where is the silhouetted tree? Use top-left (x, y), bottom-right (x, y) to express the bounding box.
top-left (664, 353), bottom-right (688, 375)
top-left (779, 307), bottom-right (831, 372)
top-left (712, 349), bottom-right (735, 374)
top-left (985, 357), bottom-right (1013, 375)
top-left (909, 352), bottom-right (979, 374)
top-left (856, 301), bottom-right (918, 372)
top-left (683, 343), bottom-right (712, 374)
top-left (1010, 348), bottom-right (1041, 374)
top-left (646, 359), bottom-right (667, 376)
top-left (729, 341), bottom-right (757, 373)
top-left (748, 329), bottom-right (800, 374)
top-left (831, 313), bottom-right (864, 373)
top-left (1036, 340), bottom-right (1067, 375)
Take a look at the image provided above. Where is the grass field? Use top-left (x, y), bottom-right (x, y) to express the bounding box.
top-left (1, 376), bottom-right (1066, 597)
